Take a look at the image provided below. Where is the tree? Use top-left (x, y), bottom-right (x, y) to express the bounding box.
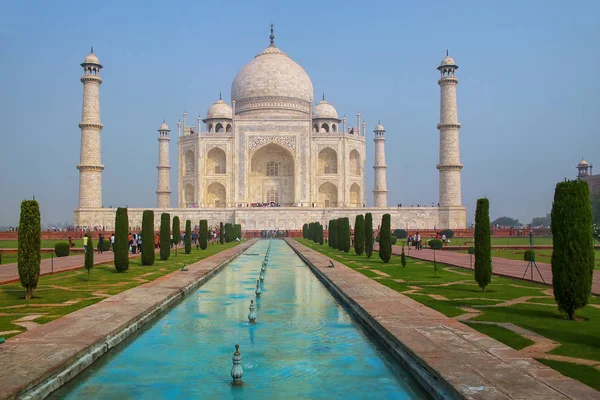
top-left (330, 219), bottom-right (338, 250)
top-left (160, 213), bottom-right (170, 260)
top-left (400, 245), bottom-right (407, 268)
top-left (491, 216), bottom-right (520, 227)
top-left (114, 207), bottom-right (130, 272)
top-left (551, 179), bottom-right (594, 320)
top-left (338, 218), bottom-right (350, 253)
top-left (219, 222), bottom-right (224, 244)
top-left (141, 210), bottom-right (155, 266)
top-left (365, 213), bottom-right (374, 258)
top-left (393, 229), bottom-right (408, 239)
top-left (84, 233), bottom-right (94, 280)
top-left (379, 214), bottom-right (392, 263)
top-left (199, 219), bottom-right (208, 250)
top-left (225, 223), bottom-right (233, 243)
top-left (318, 223), bottom-right (324, 245)
top-left (474, 198), bottom-right (492, 291)
top-left (591, 192), bottom-right (600, 226)
top-left (303, 223), bottom-right (308, 239)
top-left (530, 213), bottom-right (551, 228)
top-left (172, 216), bottom-right (180, 254)
top-left (18, 200), bottom-right (40, 300)
top-left (354, 215), bottom-right (365, 255)
top-left (428, 239), bottom-right (443, 276)
top-left (184, 220), bottom-right (192, 253)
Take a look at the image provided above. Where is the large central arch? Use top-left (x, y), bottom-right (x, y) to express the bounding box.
top-left (249, 143), bottom-right (295, 205)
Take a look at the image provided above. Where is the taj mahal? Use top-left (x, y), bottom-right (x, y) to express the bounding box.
top-left (74, 26), bottom-right (466, 231)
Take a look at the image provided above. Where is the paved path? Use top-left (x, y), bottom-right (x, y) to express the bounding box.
top-left (389, 245), bottom-right (600, 296)
top-left (0, 240), bottom-right (254, 399)
top-left (0, 250), bottom-right (142, 285)
top-left (289, 239), bottom-right (599, 399)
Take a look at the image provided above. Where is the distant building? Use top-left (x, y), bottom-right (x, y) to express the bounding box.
top-left (577, 158), bottom-right (600, 194)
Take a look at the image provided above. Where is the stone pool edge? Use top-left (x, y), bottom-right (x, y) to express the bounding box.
top-left (285, 239), bottom-right (600, 400)
top-left (0, 240), bottom-right (256, 400)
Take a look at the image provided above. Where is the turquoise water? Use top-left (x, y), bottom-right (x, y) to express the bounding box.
top-left (50, 240), bottom-right (429, 399)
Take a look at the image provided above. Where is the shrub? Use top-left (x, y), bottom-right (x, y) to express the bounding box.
top-left (172, 216), bottom-right (180, 247)
top-left (551, 179), bottom-right (594, 320)
top-left (439, 229), bottom-right (454, 239)
top-left (160, 213), bottom-right (171, 260)
top-left (199, 219), bottom-right (208, 250)
top-left (220, 222), bottom-right (224, 244)
top-left (354, 215), bottom-right (365, 255)
top-left (474, 198), bottom-right (492, 291)
top-left (390, 236), bottom-right (397, 245)
top-left (18, 200), bottom-right (41, 300)
top-left (330, 219), bottom-right (338, 250)
top-left (85, 234), bottom-right (94, 280)
top-left (114, 208), bottom-right (129, 272)
top-left (393, 229), bottom-right (408, 239)
top-left (141, 210), bottom-right (155, 266)
top-left (401, 245), bottom-right (407, 268)
top-left (524, 249), bottom-right (536, 262)
top-left (225, 223), bottom-right (233, 243)
top-left (54, 242), bottom-right (70, 257)
top-left (379, 214), bottom-right (392, 263)
top-left (468, 245), bottom-right (475, 269)
top-left (97, 240), bottom-right (111, 252)
top-left (468, 246), bottom-right (475, 255)
top-left (365, 213), bottom-right (374, 258)
top-left (429, 239), bottom-right (443, 276)
top-left (184, 220), bottom-right (192, 253)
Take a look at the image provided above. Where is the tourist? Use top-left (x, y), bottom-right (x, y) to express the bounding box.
top-left (137, 233), bottom-right (142, 253)
top-left (110, 234), bottom-right (115, 251)
top-left (83, 234), bottom-right (89, 253)
top-left (98, 234), bottom-right (104, 254)
top-left (131, 233), bottom-right (137, 254)
top-left (68, 236), bottom-right (74, 248)
top-left (441, 233), bottom-right (446, 245)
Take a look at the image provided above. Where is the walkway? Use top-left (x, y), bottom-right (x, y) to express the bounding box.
top-left (0, 250), bottom-right (142, 285)
top-left (389, 245), bottom-right (600, 296)
top-left (0, 240), bottom-right (255, 399)
top-left (289, 239), bottom-right (599, 399)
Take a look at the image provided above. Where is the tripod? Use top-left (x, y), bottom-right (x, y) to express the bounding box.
top-left (522, 260), bottom-right (545, 283)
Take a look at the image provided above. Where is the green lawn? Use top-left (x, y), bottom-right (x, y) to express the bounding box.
top-left (535, 359), bottom-right (600, 392)
top-left (298, 239), bottom-right (600, 390)
top-left (0, 242), bottom-right (238, 339)
top-left (455, 248), bottom-right (600, 270)
top-left (0, 239), bottom-right (84, 248)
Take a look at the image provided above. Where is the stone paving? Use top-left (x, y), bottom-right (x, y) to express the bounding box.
top-left (288, 239), bottom-right (600, 399)
top-left (0, 240), bottom-right (255, 400)
top-left (390, 245), bottom-right (600, 296)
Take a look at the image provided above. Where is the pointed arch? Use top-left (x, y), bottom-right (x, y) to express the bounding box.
top-left (206, 182), bottom-right (226, 208)
top-left (184, 183), bottom-right (195, 206)
top-left (318, 147), bottom-right (337, 174)
top-left (215, 123), bottom-right (224, 133)
top-left (184, 150), bottom-right (195, 177)
top-left (349, 183), bottom-right (361, 207)
top-left (207, 147), bottom-right (226, 174)
top-left (321, 123), bottom-right (330, 133)
top-left (226, 124), bottom-right (232, 132)
top-left (349, 149), bottom-right (361, 175)
top-left (318, 182), bottom-right (338, 207)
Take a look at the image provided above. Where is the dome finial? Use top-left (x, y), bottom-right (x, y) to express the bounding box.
top-left (446, 49), bottom-right (448, 56)
top-left (269, 23), bottom-right (275, 46)
top-left (322, 92), bottom-right (325, 101)
top-left (219, 91), bottom-right (222, 100)
top-left (91, 46), bottom-right (94, 54)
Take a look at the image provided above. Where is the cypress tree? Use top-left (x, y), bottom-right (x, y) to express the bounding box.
top-left (474, 198), bottom-right (492, 292)
top-left (225, 223), bottom-right (233, 242)
top-left (199, 219), bottom-right (208, 250)
top-left (340, 217), bottom-right (351, 253)
top-left (551, 179), bottom-right (594, 320)
top-left (303, 223), bottom-right (308, 239)
top-left (330, 219), bottom-right (338, 249)
top-left (85, 233), bottom-right (94, 280)
top-left (354, 215), bottom-right (365, 255)
top-left (219, 222), bottom-right (224, 244)
top-left (172, 216), bottom-right (180, 250)
top-left (18, 200), bottom-right (41, 300)
top-left (401, 245), bottom-right (407, 268)
top-left (236, 224), bottom-right (242, 240)
top-left (141, 210), bottom-right (155, 266)
top-left (114, 207), bottom-right (130, 272)
top-left (365, 213), bottom-right (374, 258)
top-left (379, 214), bottom-right (392, 263)
top-left (327, 220), bottom-right (332, 247)
top-left (159, 212), bottom-right (171, 260)
top-left (319, 223), bottom-right (324, 245)
top-left (185, 220), bottom-right (192, 254)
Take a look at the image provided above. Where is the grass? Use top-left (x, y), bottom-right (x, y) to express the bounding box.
top-left (0, 241), bottom-right (238, 339)
top-left (464, 322), bottom-right (535, 350)
top-left (399, 237), bottom-right (554, 246)
top-left (456, 248), bottom-right (600, 270)
top-left (0, 239), bottom-right (84, 248)
top-left (535, 358), bottom-right (600, 392)
top-left (298, 238), bottom-right (600, 389)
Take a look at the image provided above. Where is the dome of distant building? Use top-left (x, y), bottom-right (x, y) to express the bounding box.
top-left (205, 99), bottom-right (233, 120)
top-left (313, 99), bottom-right (339, 120)
top-left (83, 52), bottom-right (100, 65)
top-left (439, 55), bottom-right (456, 67)
top-left (374, 123), bottom-right (385, 131)
top-left (159, 122), bottom-right (169, 131)
top-left (578, 159), bottom-right (589, 167)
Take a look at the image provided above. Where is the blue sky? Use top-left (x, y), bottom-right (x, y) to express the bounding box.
top-left (1, 0), bottom-right (598, 227)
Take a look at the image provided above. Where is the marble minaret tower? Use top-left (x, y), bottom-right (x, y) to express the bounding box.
top-left (373, 122), bottom-right (388, 207)
top-left (437, 52), bottom-right (463, 207)
top-left (77, 48), bottom-right (104, 209)
top-left (156, 121), bottom-right (171, 208)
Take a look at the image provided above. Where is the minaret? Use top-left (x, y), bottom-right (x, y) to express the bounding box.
top-left (156, 121), bottom-right (171, 208)
top-left (373, 122), bottom-right (388, 207)
top-left (437, 51), bottom-right (463, 207)
top-left (77, 48), bottom-right (104, 209)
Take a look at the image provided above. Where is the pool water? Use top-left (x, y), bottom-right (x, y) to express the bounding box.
top-left (50, 240), bottom-right (429, 399)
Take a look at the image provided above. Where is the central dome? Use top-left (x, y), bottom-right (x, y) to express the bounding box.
top-left (231, 44), bottom-right (314, 115)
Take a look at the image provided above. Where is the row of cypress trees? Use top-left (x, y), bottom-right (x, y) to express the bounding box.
top-left (303, 222), bottom-right (324, 245)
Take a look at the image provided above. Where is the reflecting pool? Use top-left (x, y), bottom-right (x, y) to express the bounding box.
top-left (50, 240), bottom-right (429, 399)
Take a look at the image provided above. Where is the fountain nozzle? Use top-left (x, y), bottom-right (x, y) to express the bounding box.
top-left (231, 344), bottom-right (244, 386)
top-left (255, 279), bottom-right (261, 296)
top-left (248, 300), bottom-right (257, 324)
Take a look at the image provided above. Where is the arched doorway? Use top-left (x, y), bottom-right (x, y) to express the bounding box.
top-left (349, 183), bottom-right (361, 207)
top-left (184, 150), bottom-right (195, 177)
top-left (318, 147), bottom-right (337, 174)
top-left (250, 143), bottom-right (295, 205)
top-left (184, 184), bottom-right (195, 207)
top-left (206, 182), bottom-right (226, 208)
top-left (318, 182), bottom-right (338, 207)
top-left (207, 147), bottom-right (226, 174)
top-left (349, 150), bottom-right (361, 175)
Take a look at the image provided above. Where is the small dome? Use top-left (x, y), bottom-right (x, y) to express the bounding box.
top-left (439, 55), bottom-right (456, 67)
top-left (83, 52), bottom-right (100, 65)
top-left (313, 99), bottom-right (339, 120)
top-left (374, 123), bottom-right (385, 131)
top-left (205, 99), bottom-right (233, 120)
top-left (578, 159), bottom-right (588, 167)
top-left (159, 122), bottom-right (169, 131)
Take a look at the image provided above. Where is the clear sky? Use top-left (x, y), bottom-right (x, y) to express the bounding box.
top-left (1, 0), bottom-right (598, 227)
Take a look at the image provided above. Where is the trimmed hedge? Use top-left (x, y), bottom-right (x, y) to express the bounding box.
top-left (401, 245), bottom-right (407, 268)
top-left (468, 246), bottom-right (475, 255)
top-left (141, 210), bottom-right (155, 265)
top-left (172, 216), bottom-right (180, 247)
top-left (439, 229), bottom-right (454, 239)
top-left (330, 219), bottom-right (338, 250)
top-left (160, 213), bottom-right (171, 260)
top-left (225, 223), bottom-right (233, 243)
top-left (339, 218), bottom-right (350, 253)
top-left (354, 215), bottom-right (365, 255)
top-left (318, 223), bottom-right (324, 245)
top-left (524, 249), bottom-right (536, 262)
top-left (114, 207), bottom-right (129, 272)
top-left (474, 198), bottom-right (492, 291)
top-left (18, 200), bottom-right (41, 300)
top-left (199, 219), bottom-right (208, 250)
top-left (365, 213), bottom-right (374, 258)
top-left (551, 179), bottom-right (594, 320)
top-left (303, 224), bottom-right (308, 239)
top-left (185, 220), bottom-right (192, 254)
top-left (379, 214), bottom-right (392, 263)
top-left (219, 222), bottom-right (224, 244)
top-left (55, 242), bottom-right (70, 257)
top-left (393, 229), bottom-right (408, 239)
